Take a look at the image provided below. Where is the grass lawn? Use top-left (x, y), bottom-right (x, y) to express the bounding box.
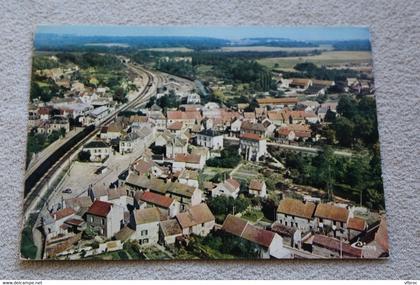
top-left (142, 246), bottom-right (172, 260)
top-left (231, 163), bottom-right (262, 184)
top-left (200, 166), bottom-right (232, 182)
top-left (241, 208), bottom-right (264, 223)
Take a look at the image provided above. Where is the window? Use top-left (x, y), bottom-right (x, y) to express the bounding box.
top-left (90, 216), bottom-right (93, 223)
top-left (141, 230), bottom-right (148, 236)
top-left (319, 218), bottom-right (323, 223)
top-left (340, 222), bottom-right (344, 227)
top-left (142, 238), bottom-right (149, 244)
top-left (101, 218), bottom-right (105, 225)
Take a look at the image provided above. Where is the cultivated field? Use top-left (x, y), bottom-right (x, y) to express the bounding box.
top-left (215, 44), bottom-right (333, 52)
top-left (258, 51), bottom-right (373, 70)
top-left (143, 47), bottom-right (194, 52)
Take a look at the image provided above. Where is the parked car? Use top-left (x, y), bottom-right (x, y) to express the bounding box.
top-left (62, 188), bottom-right (72, 194)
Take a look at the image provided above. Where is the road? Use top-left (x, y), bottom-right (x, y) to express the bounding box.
top-left (23, 62), bottom-right (157, 219)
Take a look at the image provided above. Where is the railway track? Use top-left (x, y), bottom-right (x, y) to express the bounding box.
top-left (23, 63), bottom-right (155, 214)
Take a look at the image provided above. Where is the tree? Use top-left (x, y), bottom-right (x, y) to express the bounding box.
top-left (337, 96), bottom-right (358, 118)
top-left (113, 87), bottom-right (127, 103)
top-left (334, 117), bottom-right (355, 147)
top-left (324, 109), bottom-right (336, 122)
top-left (78, 150), bottom-right (91, 162)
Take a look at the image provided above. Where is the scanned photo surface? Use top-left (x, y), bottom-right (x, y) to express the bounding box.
top-left (22, 26), bottom-right (388, 260)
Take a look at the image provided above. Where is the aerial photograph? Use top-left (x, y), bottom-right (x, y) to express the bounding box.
top-left (21, 26), bottom-right (388, 260)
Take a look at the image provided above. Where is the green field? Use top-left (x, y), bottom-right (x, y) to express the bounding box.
top-left (258, 51), bottom-right (373, 70)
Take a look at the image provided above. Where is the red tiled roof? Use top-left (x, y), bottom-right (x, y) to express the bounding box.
top-left (53, 208), bottom-right (75, 220)
top-left (226, 178), bottom-right (240, 190)
top-left (257, 97), bottom-right (299, 105)
top-left (86, 200), bottom-right (113, 218)
top-left (221, 214), bottom-right (276, 248)
top-left (167, 121), bottom-right (183, 130)
top-left (174, 153), bottom-right (201, 164)
top-left (176, 203), bottom-right (215, 229)
top-left (240, 133), bottom-right (262, 141)
top-left (312, 234), bottom-right (362, 257)
top-left (139, 191), bottom-right (174, 208)
top-left (314, 204), bottom-right (349, 223)
top-left (347, 217), bottom-right (367, 231)
top-left (277, 198), bottom-right (316, 220)
top-left (222, 214), bottom-right (248, 236)
top-left (167, 111), bottom-right (201, 121)
top-left (249, 179), bottom-right (264, 191)
top-left (242, 224), bottom-right (275, 248)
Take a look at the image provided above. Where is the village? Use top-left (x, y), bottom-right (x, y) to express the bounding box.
top-left (22, 35), bottom-right (388, 260)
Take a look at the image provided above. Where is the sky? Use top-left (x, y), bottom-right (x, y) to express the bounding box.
top-left (36, 25), bottom-right (370, 41)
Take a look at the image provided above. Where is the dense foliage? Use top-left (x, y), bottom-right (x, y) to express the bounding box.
top-left (207, 195), bottom-right (250, 222)
top-left (197, 231), bottom-right (260, 258)
top-left (282, 62), bottom-right (359, 81)
top-left (332, 96), bottom-right (379, 147)
top-left (206, 145), bottom-right (241, 168)
top-left (155, 58), bottom-right (195, 79)
top-left (273, 146), bottom-right (384, 210)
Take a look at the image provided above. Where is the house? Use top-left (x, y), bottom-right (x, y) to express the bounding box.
top-left (48, 116), bottom-right (70, 133)
top-left (229, 118), bottom-right (242, 137)
top-left (156, 132), bottom-right (188, 158)
top-left (240, 121), bottom-right (266, 138)
top-left (186, 93), bottom-right (201, 104)
top-left (314, 203), bottom-right (349, 238)
top-left (248, 179), bottom-right (267, 198)
top-left (88, 106), bottom-right (111, 124)
top-left (289, 78), bottom-right (312, 91)
top-left (222, 215), bottom-right (291, 259)
top-left (239, 133), bottom-right (267, 161)
top-left (175, 203), bottom-right (215, 237)
top-left (85, 200), bottom-right (124, 238)
top-left (38, 106), bottom-right (52, 120)
top-left (100, 121), bottom-right (125, 141)
top-left (159, 219), bottom-right (183, 245)
top-left (42, 208), bottom-right (77, 240)
top-left (119, 126), bottom-right (154, 155)
top-left (137, 191), bottom-right (180, 218)
top-left (212, 178), bottom-right (241, 199)
top-left (172, 153), bottom-right (205, 171)
top-left (132, 207), bottom-right (162, 245)
top-left (256, 97), bottom-right (299, 108)
top-left (166, 182), bottom-right (203, 210)
top-left (307, 234), bottom-right (362, 258)
top-left (166, 111), bottom-right (202, 130)
top-left (125, 174), bottom-right (202, 209)
top-left (346, 217), bottom-right (367, 240)
top-left (177, 169), bottom-right (199, 188)
top-left (276, 198), bottom-right (317, 232)
top-left (63, 196), bottom-right (93, 216)
top-left (276, 124), bottom-right (312, 143)
top-left (167, 121), bottom-right (184, 134)
top-left (82, 141), bottom-right (111, 162)
top-left (149, 111), bottom-right (166, 131)
top-left (196, 129), bottom-right (224, 150)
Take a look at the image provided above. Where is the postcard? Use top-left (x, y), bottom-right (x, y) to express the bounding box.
top-left (21, 26), bottom-right (388, 260)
